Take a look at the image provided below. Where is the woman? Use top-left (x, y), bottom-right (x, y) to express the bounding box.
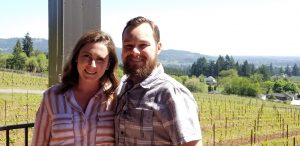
top-left (31, 31), bottom-right (119, 146)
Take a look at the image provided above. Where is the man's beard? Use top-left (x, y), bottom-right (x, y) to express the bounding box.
top-left (123, 55), bottom-right (157, 81)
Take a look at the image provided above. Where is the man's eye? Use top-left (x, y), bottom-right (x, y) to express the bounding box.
top-left (139, 44), bottom-right (149, 48)
top-left (124, 45), bottom-right (134, 49)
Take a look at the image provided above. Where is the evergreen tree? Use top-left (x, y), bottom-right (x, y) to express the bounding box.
top-left (292, 64), bottom-right (300, 76)
top-left (189, 57), bottom-right (208, 77)
top-left (13, 40), bottom-right (23, 55)
top-left (285, 65), bottom-right (292, 77)
top-left (22, 33), bottom-right (33, 57)
top-left (240, 60), bottom-right (251, 77)
top-left (6, 40), bottom-right (27, 70)
top-left (269, 63), bottom-right (274, 76)
top-left (207, 60), bottom-right (216, 77)
top-left (215, 55), bottom-right (225, 76)
top-left (224, 55), bottom-right (235, 70)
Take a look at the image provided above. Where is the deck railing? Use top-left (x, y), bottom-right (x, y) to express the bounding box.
top-left (0, 123), bottom-right (34, 146)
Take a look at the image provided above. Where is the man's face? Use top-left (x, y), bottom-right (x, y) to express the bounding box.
top-left (122, 23), bottom-right (161, 80)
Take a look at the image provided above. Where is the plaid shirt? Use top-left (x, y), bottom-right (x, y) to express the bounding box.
top-left (31, 84), bottom-right (115, 146)
top-left (115, 64), bottom-right (202, 146)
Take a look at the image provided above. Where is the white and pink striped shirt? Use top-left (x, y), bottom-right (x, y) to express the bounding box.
top-left (31, 84), bottom-right (115, 146)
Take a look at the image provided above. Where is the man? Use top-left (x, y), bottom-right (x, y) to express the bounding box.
top-left (115, 16), bottom-right (202, 146)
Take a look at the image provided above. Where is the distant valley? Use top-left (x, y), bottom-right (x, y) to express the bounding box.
top-left (1, 38), bottom-right (299, 67)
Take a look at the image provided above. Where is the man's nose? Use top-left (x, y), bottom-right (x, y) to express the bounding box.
top-left (132, 47), bottom-right (140, 55)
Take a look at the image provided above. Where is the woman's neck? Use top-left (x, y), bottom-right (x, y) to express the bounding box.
top-left (73, 81), bottom-right (100, 112)
top-left (77, 79), bottom-right (100, 93)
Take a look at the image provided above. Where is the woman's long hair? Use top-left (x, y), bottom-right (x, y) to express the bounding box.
top-left (57, 31), bottom-right (119, 97)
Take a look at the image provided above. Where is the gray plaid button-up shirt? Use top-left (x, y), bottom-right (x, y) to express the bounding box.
top-left (115, 64), bottom-right (202, 146)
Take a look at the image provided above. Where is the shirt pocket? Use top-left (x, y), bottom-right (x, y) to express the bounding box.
top-left (125, 108), bottom-right (154, 139)
top-left (50, 114), bottom-right (74, 145)
top-left (96, 111), bottom-right (115, 145)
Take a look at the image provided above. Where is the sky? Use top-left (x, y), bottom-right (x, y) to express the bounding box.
top-left (1, 0), bottom-right (300, 57)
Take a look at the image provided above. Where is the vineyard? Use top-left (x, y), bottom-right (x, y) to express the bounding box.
top-left (0, 70), bottom-right (48, 90)
top-left (1, 71), bottom-right (300, 145)
top-left (196, 93), bottom-right (300, 146)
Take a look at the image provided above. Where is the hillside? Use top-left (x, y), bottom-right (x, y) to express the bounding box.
top-left (1, 38), bottom-right (299, 67)
top-left (0, 38), bottom-right (48, 53)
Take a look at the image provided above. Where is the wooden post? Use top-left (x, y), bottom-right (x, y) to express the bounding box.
top-left (213, 123), bottom-right (215, 146)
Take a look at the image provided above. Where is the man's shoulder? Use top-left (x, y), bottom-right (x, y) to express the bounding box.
top-left (158, 73), bottom-right (186, 88)
top-left (155, 73), bottom-right (192, 95)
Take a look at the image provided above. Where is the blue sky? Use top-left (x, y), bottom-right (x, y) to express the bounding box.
top-left (1, 0), bottom-right (300, 56)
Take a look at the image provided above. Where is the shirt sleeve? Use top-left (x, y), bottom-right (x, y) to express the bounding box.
top-left (161, 86), bottom-right (202, 145)
top-left (31, 92), bottom-right (52, 146)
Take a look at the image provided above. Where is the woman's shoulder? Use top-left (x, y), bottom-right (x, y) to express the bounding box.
top-left (43, 83), bottom-right (66, 97)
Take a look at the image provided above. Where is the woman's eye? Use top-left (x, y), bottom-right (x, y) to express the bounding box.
top-left (96, 59), bottom-right (104, 63)
top-left (79, 54), bottom-right (91, 62)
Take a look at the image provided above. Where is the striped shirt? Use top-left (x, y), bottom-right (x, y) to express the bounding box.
top-left (31, 84), bottom-right (115, 146)
top-left (115, 64), bottom-right (202, 146)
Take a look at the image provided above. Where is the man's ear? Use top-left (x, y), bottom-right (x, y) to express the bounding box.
top-left (157, 42), bottom-right (162, 55)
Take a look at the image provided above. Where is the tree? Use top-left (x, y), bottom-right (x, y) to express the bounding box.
top-left (22, 33), bottom-right (33, 57)
top-left (285, 65), bottom-right (292, 77)
top-left (207, 60), bottom-right (216, 77)
top-left (6, 40), bottom-right (27, 70)
top-left (283, 82), bottom-right (299, 94)
top-left (184, 77), bottom-right (207, 93)
top-left (215, 55), bottom-right (225, 76)
top-left (224, 55), bottom-right (235, 70)
top-left (223, 77), bottom-right (260, 97)
top-left (262, 80), bottom-right (275, 94)
top-left (272, 80), bottom-right (286, 93)
top-left (190, 57), bottom-right (208, 77)
top-left (256, 64), bottom-right (271, 81)
top-left (269, 63), bottom-right (274, 76)
top-left (26, 56), bottom-right (38, 72)
top-left (36, 53), bottom-right (48, 72)
top-left (0, 53), bottom-right (12, 68)
top-left (13, 40), bottom-right (23, 55)
top-left (292, 64), bottom-right (300, 76)
top-left (219, 69), bottom-right (238, 78)
top-left (240, 60), bottom-right (252, 77)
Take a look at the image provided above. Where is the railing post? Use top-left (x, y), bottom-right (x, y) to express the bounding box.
top-left (6, 129), bottom-right (9, 146)
top-left (25, 127), bottom-right (29, 146)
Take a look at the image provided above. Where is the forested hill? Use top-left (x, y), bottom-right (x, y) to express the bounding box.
top-left (1, 38), bottom-right (299, 67)
top-left (0, 38), bottom-right (48, 53)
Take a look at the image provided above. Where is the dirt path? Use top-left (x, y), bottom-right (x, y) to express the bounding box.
top-left (0, 88), bottom-right (44, 94)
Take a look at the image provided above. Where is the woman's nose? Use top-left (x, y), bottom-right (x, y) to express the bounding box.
top-left (90, 60), bottom-right (96, 67)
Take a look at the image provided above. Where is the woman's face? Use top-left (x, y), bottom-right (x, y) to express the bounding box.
top-left (76, 42), bottom-right (109, 85)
